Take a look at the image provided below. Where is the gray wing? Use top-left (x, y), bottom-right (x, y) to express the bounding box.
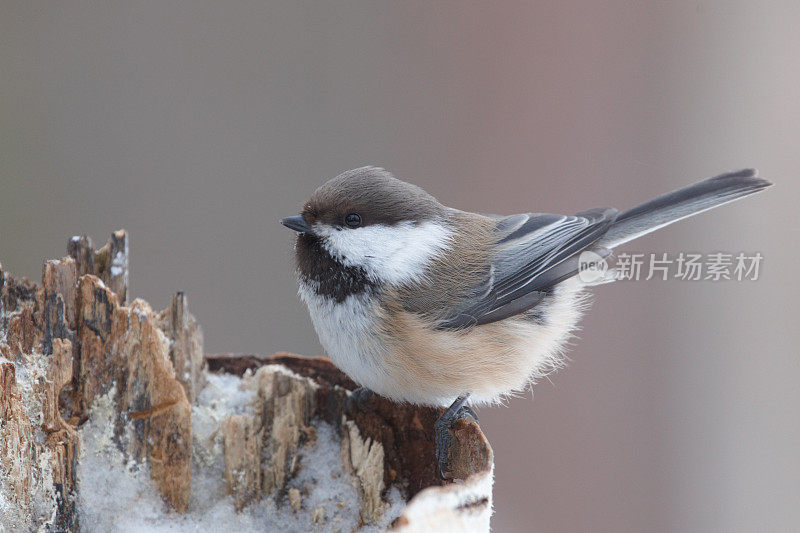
top-left (439, 207), bottom-right (618, 329)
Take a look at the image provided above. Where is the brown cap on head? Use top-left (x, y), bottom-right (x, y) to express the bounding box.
top-left (301, 166), bottom-right (447, 228)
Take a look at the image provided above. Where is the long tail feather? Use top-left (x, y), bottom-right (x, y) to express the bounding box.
top-left (598, 168), bottom-right (772, 248)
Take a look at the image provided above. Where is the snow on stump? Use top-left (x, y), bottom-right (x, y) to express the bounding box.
top-left (0, 231), bottom-right (494, 532)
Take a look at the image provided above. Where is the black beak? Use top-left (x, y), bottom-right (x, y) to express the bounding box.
top-left (280, 215), bottom-right (312, 234)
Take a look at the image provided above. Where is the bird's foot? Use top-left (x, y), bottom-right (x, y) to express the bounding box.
top-left (347, 386), bottom-right (375, 410)
top-left (434, 395), bottom-right (478, 479)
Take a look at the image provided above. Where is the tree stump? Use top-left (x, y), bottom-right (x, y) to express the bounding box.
top-left (0, 231), bottom-right (494, 532)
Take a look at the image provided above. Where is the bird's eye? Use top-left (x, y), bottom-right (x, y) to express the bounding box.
top-left (344, 213), bottom-right (362, 228)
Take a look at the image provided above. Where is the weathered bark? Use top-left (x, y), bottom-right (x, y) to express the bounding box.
top-left (2, 231), bottom-right (192, 527)
top-left (206, 353), bottom-right (494, 530)
top-left (0, 361), bottom-right (33, 517)
top-left (1, 259), bottom-right (81, 531)
top-left (1, 231), bottom-right (493, 532)
top-left (158, 292), bottom-right (206, 403)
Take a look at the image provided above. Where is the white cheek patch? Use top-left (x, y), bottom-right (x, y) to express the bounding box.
top-left (314, 221), bottom-right (453, 285)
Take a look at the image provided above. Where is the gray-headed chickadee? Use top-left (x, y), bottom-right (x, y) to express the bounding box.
top-left (281, 166), bottom-right (771, 476)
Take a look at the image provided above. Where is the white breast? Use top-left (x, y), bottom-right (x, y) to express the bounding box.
top-left (297, 281), bottom-right (394, 394)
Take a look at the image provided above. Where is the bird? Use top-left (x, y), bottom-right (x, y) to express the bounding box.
top-left (280, 166), bottom-right (771, 477)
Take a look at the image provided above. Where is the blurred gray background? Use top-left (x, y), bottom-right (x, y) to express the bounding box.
top-left (2, 1), bottom-right (798, 531)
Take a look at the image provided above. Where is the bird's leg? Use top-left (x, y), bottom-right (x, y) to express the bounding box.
top-left (347, 386), bottom-right (375, 410)
top-left (434, 394), bottom-right (478, 479)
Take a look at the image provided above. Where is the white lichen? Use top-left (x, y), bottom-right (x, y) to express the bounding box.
top-left (110, 250), bottom-right (126, 278)
top-left (0, 325), bottom-right (59, 532)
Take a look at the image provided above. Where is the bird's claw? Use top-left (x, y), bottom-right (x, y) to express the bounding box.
top-left (434, 399), bottom-right (478, 479)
